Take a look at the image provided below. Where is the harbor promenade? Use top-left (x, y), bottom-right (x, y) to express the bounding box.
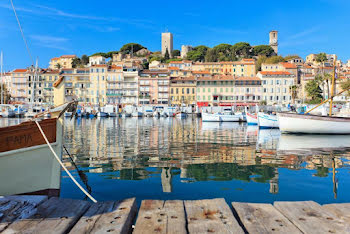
top-left (0, 196), bottom-right (349, 233)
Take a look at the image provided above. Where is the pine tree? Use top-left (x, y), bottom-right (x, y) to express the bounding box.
top-left (164, 48), bottom-right (170, 60)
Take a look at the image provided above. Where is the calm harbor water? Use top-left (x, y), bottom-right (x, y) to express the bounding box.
top-left (1, 117), bottom-right (350, 204)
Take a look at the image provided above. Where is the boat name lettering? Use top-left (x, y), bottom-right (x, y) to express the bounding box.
top-left (6, 134), bottom-right (33, 145)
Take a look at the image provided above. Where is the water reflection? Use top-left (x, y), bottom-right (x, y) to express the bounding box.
top-left (2, 117), bottom-right (349, 203)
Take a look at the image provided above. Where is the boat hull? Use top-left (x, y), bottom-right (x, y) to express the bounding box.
top-left (258, 112), bottom-right (279, 129)
top-left (0, 118), bottom-right (63, 196)
top-left (217, 114), bottom-right (240, 122)
top-left (246, 113), bottom-right (258, 125)
top-left (278, 112), bottom-right (350, 134)
top-left (201, 113), bottom-right (220, 122)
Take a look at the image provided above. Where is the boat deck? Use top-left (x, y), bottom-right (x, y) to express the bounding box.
top-left (0, 196), bottom-right (349, 233)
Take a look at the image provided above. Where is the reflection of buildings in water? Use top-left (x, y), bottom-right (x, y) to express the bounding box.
top-left (269, 168), bottom-right (279, 194)
top-left (161, 168), bottom-right (172, 193)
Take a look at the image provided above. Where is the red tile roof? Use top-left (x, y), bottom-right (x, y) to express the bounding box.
top-left (280, 62), bottom-right (297, 69)
top-left (60, 55), bottom-right (76, 58)
top-left (259, 71), bottom-right (293, 76)
top-left (197, 75), bottom-right (235, 81)
top-left (192, 71), bottom-right (211, 74)
top-left (169, 67), bottom-right (180, 70)
top-left (50, 57), bottom-right (59, 61)
top-left (235, 76), bottom-right (261, 81)
top-left (12, 69), bottom-right (27, 73)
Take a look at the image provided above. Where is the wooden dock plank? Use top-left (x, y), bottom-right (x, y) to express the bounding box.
top-left (274, 201), bottom-right (349, 234)
top-left (232, 202), bottom-right (301, 234)
top-left (133, 200), bottom-right (167, 234)
top-left (0, 195), bottom-right (47, 232)
top-left (133, 200), bottom-right (186, 234)
top-left (323, 203), bottom-right (350, 223)
top-left (185, 198), bottom-right (244, 234)
top-left (72, 198), bottom-right (137, 234)
top-left (3, 197), bottom-right (91, 234)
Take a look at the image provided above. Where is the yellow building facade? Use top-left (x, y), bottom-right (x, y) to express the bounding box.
top-left (169, 76), bottom-right (196, 105)
top-left (49, 55), bottom-right (77, 69)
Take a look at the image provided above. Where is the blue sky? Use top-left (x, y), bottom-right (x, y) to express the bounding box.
top-left (1, 0), bottom-right (349, 70)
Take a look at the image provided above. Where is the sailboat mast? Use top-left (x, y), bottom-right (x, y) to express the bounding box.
top-left (329, 58), bottom-right (337, 116)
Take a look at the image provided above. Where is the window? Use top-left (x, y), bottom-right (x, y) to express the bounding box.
top-left (176, 88), bottom-right (178, 94)
top-left (264, 88), bottom-right (267, 93)
top-left (187, 88), bottom-right (190, 94)
top-left (203, 88), bottom-right (205, 92)
top-left (182, 88), bottom-right (184, 94)
top-left (270, 80), bottom-right (273, 85)
top-left (220, 88), bottom-right (223, 92)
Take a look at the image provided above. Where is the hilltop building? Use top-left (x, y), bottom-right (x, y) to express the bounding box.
top-left (49, 55), bottom-right (77, 69)
top-left (161, 32), bottom-right (173, 57)
top-left (269, 30), bottom-right (278, 54)
top-left (181, 45), bottom-right (193, 58)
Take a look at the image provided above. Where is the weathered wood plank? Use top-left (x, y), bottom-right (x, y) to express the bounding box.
top-left (3, 197), bottom-right (91, 234)
top-left (323, 203), bottom-right (350, 223)
top-left (232, 202), bottom-right (301, 233)
top-left (133, 200), bottom-right (167, 234)
top-left (0, 195), bottom-right (48, 232)
top-left (185, 198), bottom-right (244, 234)
top-left (164, 200), bottom-right (186, 234)
top-left (70, 198), bottom-right (137, 234)
top-left (133, 200), bottom-right (186, 234)
top-left (274, 201), bottom-right (350, 234)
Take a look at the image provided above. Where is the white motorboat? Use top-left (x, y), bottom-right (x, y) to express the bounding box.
top-left (258, 112), bottom-right (279, 129)
top-left (64, 112), bottom-right (73, 118)
top-left (278, 112), bottom-right (350, 134)
top-left (104, 105), bottom-right (117, 117)
top-left (164, 106), bottom-right (176, 117)
top-left (132, 110), bottom-right (143, 117)
top-left (246, 112), bottom-right (258, 125)
top-left (144, 109), bottom-right (154, 117)
top-left (217, 111), bottom-right (240, 122)
top-left (97, 112), bottom-right (108, 117)
top-left (201, 112), bottom-right (220, 122)
top-left (0, 102), bottom-right (74, 196)
top-left (0, 105), bottom-right (15, 118)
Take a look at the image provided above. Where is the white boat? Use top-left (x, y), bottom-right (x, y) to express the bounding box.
top-left (164, 106), bottom-right (176, 117)
top-left (201, 112), bottom-right (220, 122)
top-left (97, 112), bottom-right (108, 117)
top-left (278, 112), bottom-right (350, 134)
top-left (132, 110), bottom-right (143, 117)
top-left (217, 111), bottom-right (240, 122)
top-left (0, 104), bottom-right (15, 118)
top-left (0, 102), bottom-right (73, 196)
top-left (104, 105), bottom-right (117, 117)
top-left (175, 112), bottom-right (187, 119)
top-left (144, 109), bottom-right (154, 117)
top-left (258, 112), bottom-right (279, 129)
top-left (246, 112), bottom-right (258, 125)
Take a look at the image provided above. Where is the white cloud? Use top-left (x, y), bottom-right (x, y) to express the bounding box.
top-left (29, 35), bottom-right (70, 51)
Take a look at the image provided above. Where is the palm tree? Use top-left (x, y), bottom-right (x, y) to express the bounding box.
top-left (316, 53), bottom-right (329, 98)
top-left (55, 63), bottom-right (62, 69)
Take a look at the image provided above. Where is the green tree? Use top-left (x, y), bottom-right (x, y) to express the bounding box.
top-left (81, 55), bottom-right (89, 65)
top-left (142, 61), bottom-right (149, 69)
top-left (316, 52), bottom-right (329, 97)
top-left (171, 49), bottom-right (180, 57)
top-left (205, 48), bottom-right (218, 62)
top-left (149, 55), bottom-right (161, 63)
top-left (164, 48), bottom-right (170, 61)
top-left (106, 51), bottom-right (119, 58)
top-left (71, 57), bottom-right (82, 68)
top-left (289, 85), bottom-right (298, 104)
top-left (232, 42), bottom-right (251, 58)
top-left (256, 55), bottom-right (267, 72)
top-left (284, 55), bottom-right (300, 61)
top-left (252, 45), bottom-right (274, 57)
top-left (305, 79), bottom-right (323, 103)
top-left (120, 43), bottom-right (145, 54)
top-left (341, 79), bottom-right (350, 97)
top-left (265, 55), bottom-right (285, 64)
top-left (186, 45), bottom-right (209, 62)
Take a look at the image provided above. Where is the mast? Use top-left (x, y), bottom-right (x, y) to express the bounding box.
top-left (30, 58), bottom-right (38, 108)
top-left (329, 57), bottom-right (337, 116)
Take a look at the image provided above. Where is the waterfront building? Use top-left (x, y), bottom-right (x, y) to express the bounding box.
top-left (161, 32), bottom-right (173, 57)
top-left (122, 66), bottom-right (139, 105)
top-left (139, 70), bottom-right (170, 105)
top-left (10, 69), bottom-right (28, 102)
top-left (181, 45), bottom-right (193, 58)
top-left (53, 67), bottom-right (90, 106)
top-left (41, 69), bottom-right (60, 104)
top-left (169, 76), bottom-right (196, 106)
top-left (49, 55), bottom-right (77, 69)
top-left (149, 61), bottom-right (168, 70)
top-left (257, 71), bottom-right (295, 105)
top-left (169, 67), bottom-right (192, 77)
top-left (196, 75), bottom-right (261, 107)
top-left (261, 62), bottom-right (299, 83)
top-left (168, 60), bottom-right (192, 70)
top-left (26, 67), bottom-right (44, 104)
top-left (269, 30), bottom-right (278, 54)
top-left (106, 65), bottom-right (124, 105)
top-left (193, 62), bottom-right (222, 74)
top-left (89, 64), bottom-right (108, 105)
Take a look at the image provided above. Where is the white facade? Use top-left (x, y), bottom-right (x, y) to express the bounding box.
top-left (89, 55), bottom-right (106, 66)
top-left (122, 67), bottom-right (139, 105)
top-left (161, 32), bottom-right (173, 57)
top-left (269, 30), bottom-right (278, 54)
top-left (257, 71), bottom-right (295, 105)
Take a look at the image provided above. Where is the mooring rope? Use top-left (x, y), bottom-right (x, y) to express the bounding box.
top-left (35, 120), bottom-right (97, 203)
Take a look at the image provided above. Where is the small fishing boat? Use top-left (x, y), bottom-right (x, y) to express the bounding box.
top-left (175, 112), bottom-right (187, 119)
top-left (104, 105), bottom-right (117, 117)
top-left (258, 112), bottom-right (279, 129)
top-left (132, 110), bottom-right (143, 117)
top-left (278, 112), bottom-right (350, 134)
top-left (246, 112), bottom-right (258, 125)
top-left (0, 104), bottom-right (15, 118)
top-left (144, 109), bottom-right (154, 117)
top-left (201, 112), bottom-right (220, 122)
top-left (217, 109), bottom-right (240, 122)
top-left (0, 102), bottom-right (75, 196)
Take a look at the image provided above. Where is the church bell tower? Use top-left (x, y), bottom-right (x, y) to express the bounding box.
top-left (269, 30), bottom-right (278, 54)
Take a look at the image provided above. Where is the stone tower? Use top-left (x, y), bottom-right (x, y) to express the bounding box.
top-left (161, 32), bottom-right (173, 57)
top-left (269, 30), bottom-right (278, 54)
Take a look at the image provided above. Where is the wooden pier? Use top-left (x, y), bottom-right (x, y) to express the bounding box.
top-left (0, 196), bottom-right (349, 233)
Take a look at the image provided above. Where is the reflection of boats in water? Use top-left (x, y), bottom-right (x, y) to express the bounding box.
top-left (257, 129), bottom-right (280, 150)
top-left (278, 134), bottom-right (350, 152)
top-left (201, 121), bottom-right (241, 131)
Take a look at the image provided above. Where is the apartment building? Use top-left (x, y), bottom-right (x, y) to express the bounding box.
top-left (122, 66), bottom-right (139, 105)
top-left (49, 55), bottom-right (77, 69)
top-left (221, 59), bottom-right (256, 77)
top-left (10, 69), bottom-right (28, 102)
top-left (139, 70), bottom-right (170, 105)
top-left (41, 69), bottom-right (60, 104)
top-left (106, 65), bottom-right (124, 105)
top-left (257, 71), bottom-right (295, 105)
top-left (169, 76), bottom-right (196, 105)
